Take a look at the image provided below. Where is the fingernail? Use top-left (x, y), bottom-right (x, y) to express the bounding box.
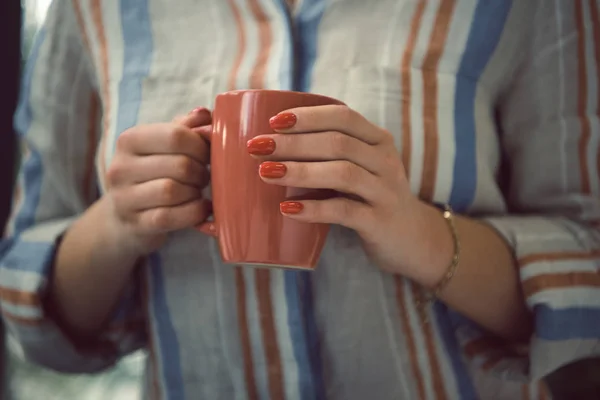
top-left (269, 112), bottom-right (297, 130)
top-left (280, 201), bottom-right (304, 214)
top-left (247, 137), bottom-right (276, 155)
top-left (189, 107), bottom-right (208, 115)
top-left (259, 162), bottom-right (287, 179)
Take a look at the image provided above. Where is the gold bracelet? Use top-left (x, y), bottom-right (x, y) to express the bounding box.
top-left (416, 204), bottom-right (460, 320)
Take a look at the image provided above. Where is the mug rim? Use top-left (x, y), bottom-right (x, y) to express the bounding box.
top-left (217, 89), bottom-right (343, 105)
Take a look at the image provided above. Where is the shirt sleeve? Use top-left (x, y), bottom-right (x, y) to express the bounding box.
top-left (451, 1), bottom-right (600, 382)
top-left (0, 0), bottom-right (145, 373)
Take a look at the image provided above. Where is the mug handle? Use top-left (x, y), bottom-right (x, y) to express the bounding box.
top-left (192, 124), bottom-right (218, 238)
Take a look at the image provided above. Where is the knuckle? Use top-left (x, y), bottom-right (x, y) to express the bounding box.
top-left (105, 159), bottom-right (124, 187)
top-left (336, 198), bottom-right (355, 221)
top-left (167, 125), bottom-right (187, 149)
top-left (116, 128), bottom-right (135, 151)
top-left (148, 208), bottom-right (171, 231)
top-left (174, 156), bottom-right (195, 179)
top-left (337, 161), bottom-right (357, 185)
top-left (337, 105), bottom-right (355, 125)
top-left (330, 132), bottom-right (351, 158)
top-left (158, 179), bottom-right (179, 202)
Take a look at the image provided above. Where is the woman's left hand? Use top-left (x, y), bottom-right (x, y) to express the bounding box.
top-left (247, 105), bottom-right (452, 284)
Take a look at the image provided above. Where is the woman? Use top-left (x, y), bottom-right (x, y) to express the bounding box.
top-left (1, 0), bottom-right (598, 399)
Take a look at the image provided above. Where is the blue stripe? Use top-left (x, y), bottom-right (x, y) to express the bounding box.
top-left (293, 0), bottom-right (327, 92)
top-left (277, 1), bottom-right (316, 398)
top-left (449, 1), bottom-right (512, 212)
top-left (293, 2), bottom-right (327, 399)
top-left (274, 0), bottom-right (294, 91)
top-left (115, 0), bottom-right (154, 151)
top-left (284, 272), bottom-right (317, 400)
top-left (12, 29), bottom-right (47, 235)
top-left (0, 241), bottom-right (56, 274)
top-left (149, 253), bottom-right (185, 400)
top-left (434, 305), bottom-right (478, 400)
top-left (535, 305), bottom-right (600, 341)
top-left (116, 2), bottom-right (185, 397)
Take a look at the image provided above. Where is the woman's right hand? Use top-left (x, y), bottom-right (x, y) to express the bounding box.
top-left (105, 107), bottom-right (212, 255)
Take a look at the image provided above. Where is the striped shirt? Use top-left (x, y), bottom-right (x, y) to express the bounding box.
top-left (2, 0), bottom-right (599, 399)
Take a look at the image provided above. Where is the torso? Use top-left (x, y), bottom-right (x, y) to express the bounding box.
top-left (74, 0), bottom-right (544, 398)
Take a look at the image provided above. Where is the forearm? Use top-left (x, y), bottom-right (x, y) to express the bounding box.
top-left (411, 203), bottom-right (532, 342)
top-left (51, 197), bottom-right (141, 340)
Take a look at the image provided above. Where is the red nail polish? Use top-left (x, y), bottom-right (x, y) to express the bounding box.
top-left (259, 162), bottom-right (287, 179)
top-left (269, 112), bottom-right (297, 130)
top-left (247, 137), bottom-right (276, 155)
top-left (280, 201), bottom-right (304, 214)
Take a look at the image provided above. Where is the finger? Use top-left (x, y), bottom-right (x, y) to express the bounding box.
top-left (258, 160), bottom-right (384, 204)
top-left (269, 105), bottom-right (389, 145)
top-left (115, 179), bottom-right (203, 212)
top-left (172, 107), bottom-right (212, 128)
top-left (136, 198), bottom-right (211, 233)
top-left (247, 132), bottom-right (383, 174)
top-left (279, 197), bottom-right (372, 233)
top-left (108, 154), bottom-right (209, 188)
top-left (117, 123), bottom-right (209, 164)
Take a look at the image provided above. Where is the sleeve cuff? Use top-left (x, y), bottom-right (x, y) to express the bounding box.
top-left (457, 216), bottom-right (600, 379)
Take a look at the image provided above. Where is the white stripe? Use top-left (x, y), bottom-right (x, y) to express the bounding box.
top-left (19, 218), bottom-right (74, 241)
top-left (244, 268), bottom-right (269, 400)
top-left (235, 0), bottom-right (260, 89)
top-left (271, 271), bottom-right (300, 400)
top-left (407, 0), bottom-right (439, 195)
top-left (100, 1), bottom-right (125, 171)
top-left (260, 0), bottom-right (291, 90)
top-left (1, 302), bottom-right (43, 320)
top-left (379, 1), bottom-right (414, 148)
top-left (0, 269), bottom-right (45, 293)
top-left (521, 257), bottom-right (600, 280)
top-left (526, 287), bottom-right (600, 310)
top-left (403, 280), bottom-right (435, 400)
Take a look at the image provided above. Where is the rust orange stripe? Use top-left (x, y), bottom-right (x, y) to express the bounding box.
top-left (400, 1), bottom-right (426, 178)
top-left (0, 287), bottom-right (40, 307)
top-left (521, 384), bottom-right (531, 400)
top-left (395, 278), bottom-right (427, 400)
top-left (255, 269), bottom-right (284, 400)
top-left (1, 310), bottom-right (43, 326)
top-left (248, 0), bottom-right (272, 89)
top-left (411, 283), bottom-right (448, 400)
top-left (90, 0), bottom-right (110, 181)
top-left (519, 250), bottom-right (600, 267)
top-left (83, 93), bottom-right (99, 203)
top-left (575, 0), bottom-right (592, 194)
top-left (236, 269), bottom-right (259, 400)
top-left (419, 0), bottom-right (456, 201)
top-left (227, 0), bottom-right (246, 91)
top-left (522, 271), bottom-right (600, 297)
top-left (538, 381), bottom-right (550, 400)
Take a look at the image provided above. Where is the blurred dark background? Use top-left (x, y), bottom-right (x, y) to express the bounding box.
top-left (0, 0), bottom-right (20, 396)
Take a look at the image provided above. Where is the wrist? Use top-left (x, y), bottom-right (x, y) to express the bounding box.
top-left (97, 197), bottom-right (148, 261)
top-left (402, 200), bottom-right (456, 289)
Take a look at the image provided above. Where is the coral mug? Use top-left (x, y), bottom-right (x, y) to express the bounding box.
top-left (196, 90), bottom-right (344, 270)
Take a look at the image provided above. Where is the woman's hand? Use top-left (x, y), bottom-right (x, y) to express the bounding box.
top-left (247, 105), bottom-right (451, 284)
top-left (105, 107), bottom-right (213, 255)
